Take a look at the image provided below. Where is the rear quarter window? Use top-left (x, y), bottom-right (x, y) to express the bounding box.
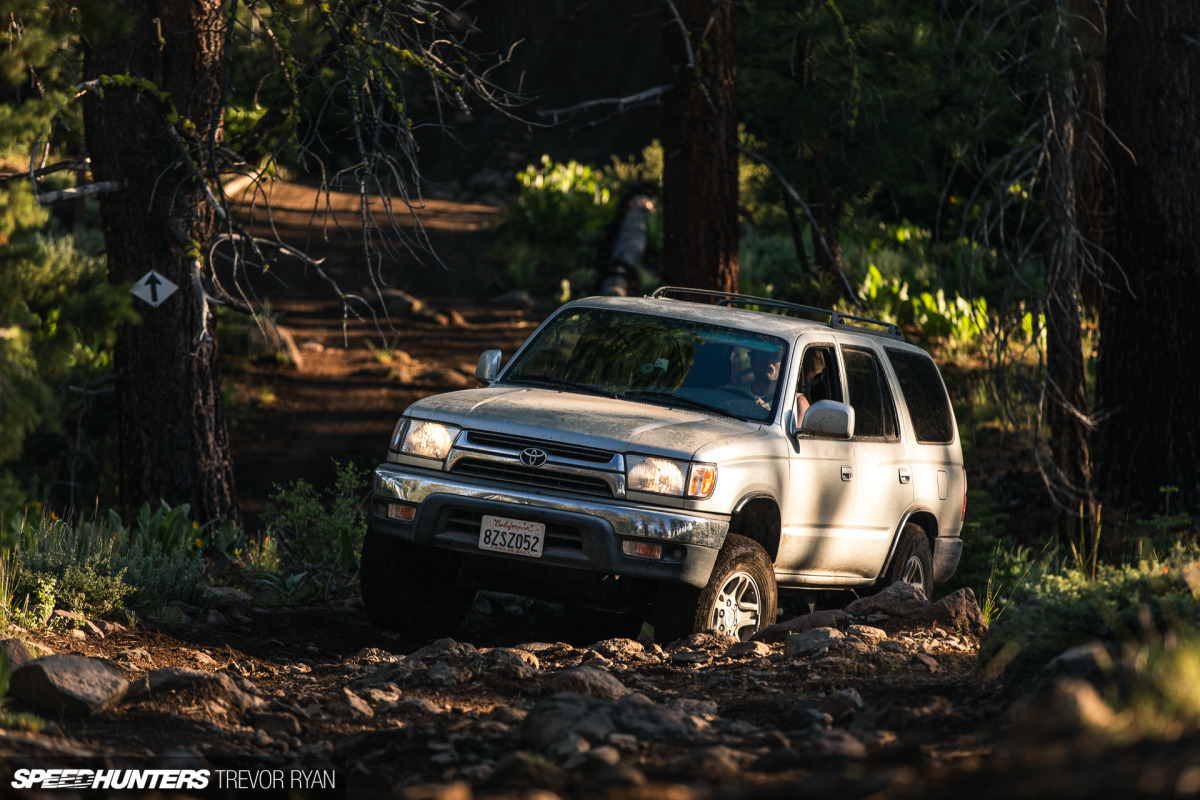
top-left (884, 348), bottom-right (956, 444)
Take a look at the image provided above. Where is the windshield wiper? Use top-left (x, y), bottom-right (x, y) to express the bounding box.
top-left (624, 390), bottom-right (742, 419)
top-left (507, 374), bottom-right (617, 398)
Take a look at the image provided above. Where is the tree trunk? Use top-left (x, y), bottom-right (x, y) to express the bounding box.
top-left (82, 2), bottom-right (240, 524)
top-left (1043, 4), bottom-right (1095, 535)
top-left (1098, 0), bottom-right (1200, 510)
top-left (661, 0), bottom-right (739, 294)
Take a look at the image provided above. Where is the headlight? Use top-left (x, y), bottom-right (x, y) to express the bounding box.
top-left (627, 456), bottom-right (717, 499)
top-left (399, 420), bottom-right (460, 460)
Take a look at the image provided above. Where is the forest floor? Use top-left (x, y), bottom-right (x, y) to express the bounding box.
top-left (3, 183), bottom-right (1197, 799)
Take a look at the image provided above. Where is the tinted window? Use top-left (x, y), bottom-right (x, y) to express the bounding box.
top-left (504, 307), bottom-right (789, 422)
top-left (843, 347), bottom-right (899, 440)
top-left (885, 347), bottom-right (955, 443)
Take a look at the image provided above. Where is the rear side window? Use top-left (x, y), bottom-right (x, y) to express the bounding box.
top-left (843, 347), bottom-right (899, 440)
top-left (885, 347), bottom-right (955, 444)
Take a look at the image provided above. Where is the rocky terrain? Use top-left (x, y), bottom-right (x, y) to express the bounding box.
top-left (0, 583), bottom-right (1019, 799)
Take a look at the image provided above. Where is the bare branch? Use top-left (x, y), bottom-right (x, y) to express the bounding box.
top-left (664, 0), bottom-right (697, 70)
top-left (736, 146), bottom-right (862, 308)
top-left (35, 181), bottom-right (124, 204)
top-left (538, 84), bottom-right (673, 124)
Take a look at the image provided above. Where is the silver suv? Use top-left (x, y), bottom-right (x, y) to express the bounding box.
top-left (362, 288), bottom-right (966, 642)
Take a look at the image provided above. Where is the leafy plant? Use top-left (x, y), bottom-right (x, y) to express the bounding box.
top-left (262, 460), bottom-right (369, 573)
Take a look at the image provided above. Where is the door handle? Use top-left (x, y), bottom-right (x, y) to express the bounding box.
top-left (899, 468), bottom-right (911, 485)
top-left (841, 465), bottom-right (853, 482)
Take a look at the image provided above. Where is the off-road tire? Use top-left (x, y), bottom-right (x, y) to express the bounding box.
top-left (360, 523), bottom-right (475, 637)
top-left (654, 533), bottom-right (778, 644)
top-left (885, 523), bottom-right (933, 600)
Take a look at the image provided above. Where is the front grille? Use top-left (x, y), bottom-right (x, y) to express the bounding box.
top-left (443, 509), bottom-right (585, 551)
top-left (451, 458), bottom-right (614, 498)
top-left (464, 431), bottom-right (615, 464)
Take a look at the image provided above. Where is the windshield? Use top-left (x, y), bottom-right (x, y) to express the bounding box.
top-left (504, 307), bottom-right (789, 422)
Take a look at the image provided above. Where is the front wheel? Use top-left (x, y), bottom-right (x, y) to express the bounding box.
top-left (885, 524), bottom-right (933, 600)
top-left (360, 523), bottom-right (476, 638)
top-left (654, 533), bottom-right (778, 644)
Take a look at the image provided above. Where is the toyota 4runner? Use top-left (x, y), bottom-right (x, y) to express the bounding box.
top-left (363, 287), bottom-right (966, 642)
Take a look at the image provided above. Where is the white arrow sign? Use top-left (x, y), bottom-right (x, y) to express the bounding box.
top-left (130, 270), bottom-right (179, 308)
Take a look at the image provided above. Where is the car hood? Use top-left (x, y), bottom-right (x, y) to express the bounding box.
top-left (405, 386), bottom-right (760, 459)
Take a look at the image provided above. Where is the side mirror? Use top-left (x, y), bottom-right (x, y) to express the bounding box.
top-left (793, 399), bottom-right (855, 439)
top-left (475, 349), bottom-right (502, 386)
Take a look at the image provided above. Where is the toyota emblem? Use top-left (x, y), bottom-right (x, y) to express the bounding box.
top-left (520, 447), bottom-right (548, 467)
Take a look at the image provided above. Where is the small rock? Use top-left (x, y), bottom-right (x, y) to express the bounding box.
top-left (427, 661), bottom-right (474, 686)
top-left (812, 728), bottom-right (868, 759)
top-left (687, 745), bottom-right (744, 775)
top-left (94, 620), bottom-right (127, 636)
top-left (847, 624), bottom-right (888, 642)
top-left (11, 655), bottom-right (128, 716)
top-left (785, 627), bottom-right (845, 658)
top-left (0, 638), bottom-right (37, 669)
top-left (246, 711), bottom-right (302, 736)
top-left (912, 653), bottom-right (939, 673)
top-left (590, 639), bottom-right (644, 661)
top-left (52, 610), bottom-right (105, 639)
top-left (725, 640), bottom-right (771, 659)
top-left (820, 687), bottom-right (865, 720)
top-left (671, 650), bottom-right (712, 666)
top-left (205, 609), bottom-right (229, 628)
top-left (112, 648), bottom-right (154, 668)
top-left (182, 649), bottom-right (217, 667)
top-left (550, 666), bottom-right (629, 700)
top-left (880, 639), bottom-right (916, 655)
top-left (329, 687), bottom-right (375, 719)
top-left (486, 647), bottom-right (540, 678)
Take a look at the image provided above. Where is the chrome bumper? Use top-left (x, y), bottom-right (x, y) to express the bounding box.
top-left (372, 465), bottom-right (728, 587)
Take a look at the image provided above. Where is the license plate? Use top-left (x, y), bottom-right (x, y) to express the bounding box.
top-left (478, 514), bottom-right (545, 558)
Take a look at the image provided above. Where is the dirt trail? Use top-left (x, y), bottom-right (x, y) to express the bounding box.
top-left (224, 181), bottom-right (536, 524)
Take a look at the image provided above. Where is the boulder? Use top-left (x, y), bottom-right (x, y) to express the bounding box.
top-left (752, 609), bottom-right (848, 644)
top-left (784, 627), bottom-right (845, 658)
top-left (845, 582), bottom-right (928, 617)
top-left (907, 587), bottom-right (987, 635)
top-left (549, 666), bottom-right (630, 701)
top-left (126, 667), bottom-right (263, 711)
top-left (11, 654), bottom-right (128, 716)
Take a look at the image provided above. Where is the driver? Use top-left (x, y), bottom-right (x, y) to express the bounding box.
top-left (745, 348), bottom-right (782, 410)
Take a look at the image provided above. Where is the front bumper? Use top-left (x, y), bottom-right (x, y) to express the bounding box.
top-left (372, 465), bottom-right (728, 588)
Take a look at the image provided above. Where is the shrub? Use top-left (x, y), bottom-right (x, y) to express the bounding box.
top-left (981, 543), bottom-right (1200, 680)
top-left (0, 503), bottom-right (213, 623)
top-left (262, 460), bottom-right (369, 573)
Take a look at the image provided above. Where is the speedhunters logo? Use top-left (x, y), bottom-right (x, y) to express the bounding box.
top-left (12, 769), bottom-right (210, 790)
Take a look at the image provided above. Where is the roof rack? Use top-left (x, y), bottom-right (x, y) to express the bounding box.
top-left (649, 286), bottom-right (902, 339)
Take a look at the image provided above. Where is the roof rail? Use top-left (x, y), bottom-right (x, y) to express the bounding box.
top-left (649, 286), bottom-right (902, 339)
